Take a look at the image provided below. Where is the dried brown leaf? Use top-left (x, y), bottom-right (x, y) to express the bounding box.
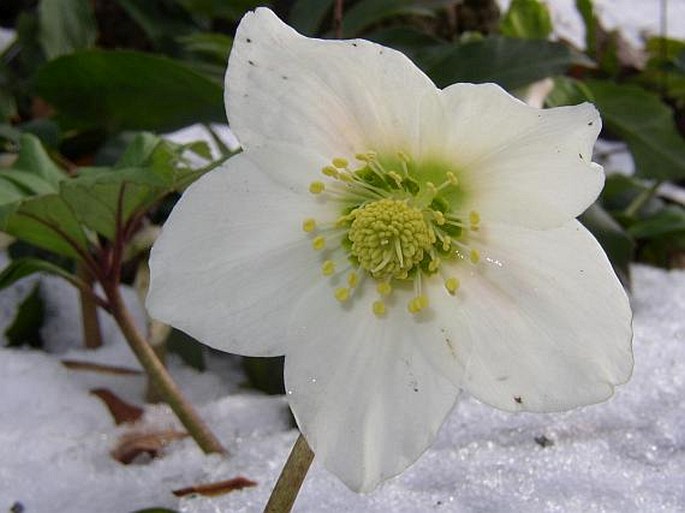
top-left (172, 477), bottom-right (258, 497)
top-left (112, 430), bottom-right (188, 464)
top-left (90, 388), bottom-right (144, 425)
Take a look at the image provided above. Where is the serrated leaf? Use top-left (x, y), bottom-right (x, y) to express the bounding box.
top-left (38, 0), bottom-right (97, 59)
top-left (500, 0), bottom-right (553, 40)
top-left (60, 167), bottom-right (166, 240)
top-left (35, 50), bottom-right (224, 132)
top-left (416, 36), bottom-right (579, 90)
top-left (628, 205), bottom-right (685, 239)
top-left (0, 257), bottom-right (78, 291)
top-left (4, 282), bottom-right (44, 348)
top-left (0, 195), bottom-right (89, 258)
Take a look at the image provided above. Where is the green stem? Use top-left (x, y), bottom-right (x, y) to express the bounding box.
top-left (263, 434), bottom-right (315, 513)
top-left (104, 282), bottom-right (226, 455)
top-left (624, 180), bottom-right (662, 218)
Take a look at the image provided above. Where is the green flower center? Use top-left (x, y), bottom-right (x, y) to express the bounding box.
top-left (302, 151), bottom-right (482, 317)
top-left (348, 198), bottom-right (433, 280)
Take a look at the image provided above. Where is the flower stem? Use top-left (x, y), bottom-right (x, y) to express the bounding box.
top-left (263, 434), bottom-right (314, 513)
top-left (76, 263), bottom-right (103, 349)
top-left (104, 282), bottom-right (226, 455)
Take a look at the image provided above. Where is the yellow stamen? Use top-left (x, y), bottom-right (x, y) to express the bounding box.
top-left (312, 236), bottom-right (325, 250)
top-left (347, 272), bottom-right (359, 287)
top-left (335, 287), bottom-right (350, 302)
top-left (332, 157), bottom-right (349, 169)
top-left (469, 210), bottom-right (480, 226)
top-left (309, 181), bottom-right (325, 194)
top-left (446, 172), bottom-right (459, 186)
top-left (302, 218), bottom-right (316, 233)
top-left (445, 277), bottom-right (460, 294)
top-left (321, 260), bottom-right (335, 276)
top-left (372, 300), bottom-right (386, 317)
top-left (322, 166), bottom-right (339, 178)
top-left (470, 249), bottom-right (480, 264)
top-left (377, 282), bottom-right (392, 296)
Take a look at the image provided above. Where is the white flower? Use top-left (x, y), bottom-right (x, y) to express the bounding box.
top-left (146, 8), bottom-right (633, 493)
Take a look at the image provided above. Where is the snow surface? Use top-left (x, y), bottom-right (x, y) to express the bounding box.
top-left (1, 263), bottom-right (684, 513)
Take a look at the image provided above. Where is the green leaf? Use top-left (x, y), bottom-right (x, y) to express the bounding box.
top-left (38, 0), bottom-right (97, 59)
top-left (0, 195), bottom-right (89, 259)
top-left (289, 0), bottom-right (334, 35)
top-left (35, 50), bottom-right (224, 132)
top-left (342, 0), bottom-right (442, 37)
top-left (628, 205), bottom-right (685, 239)
top-left (59, 167), bottom-right (166, 240)
top-left (416, 36), bottom-right (579, 90)
top-left (178, 32), bottom-right (232, 63)
top-left (0, 178), bottom-right (27, 204)
top-left (500, 0), bottom-right (553, 40)
top-left (12, 134), bottom-right (67, 190)
top-left (585, 80), bottom-right (685, 180)
top-left (166, 329), bottom-right (205, 371)
top-left (575, 0), bottom-right (596, 55)
top-left (0, 170), bottom-right (56, 196)
top-left (580, 203), bottom-right (634, 287)
top-left (4, 283), bottom-right (44, 348)
top-left (116, 133), bottom-right (163, 168)
top-left (0, 257), bottom-right (77, 291)
top-left (366, 27), bottom-right (440, 58)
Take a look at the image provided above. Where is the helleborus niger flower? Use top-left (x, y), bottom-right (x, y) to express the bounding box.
top-left (147, 8), bottom-right (633, 493)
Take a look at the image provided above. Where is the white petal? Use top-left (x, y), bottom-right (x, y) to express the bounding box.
top-left (428, 220), bottom-right (633, 412)
top-left (147, 152), bottom-right (330, 357)
top-left (285, 279), bottom-right (460, 492)
top-left (226, 8), bottom-right (435, 158)
top-left (420, 83), bottom-right (604, 228)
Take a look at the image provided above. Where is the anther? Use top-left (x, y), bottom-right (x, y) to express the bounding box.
top-left (335, 287), bottom-right (350, 302)
top-left (469, 249), bottom-right (480, 264)
top-left (309, 181), bottom-right (325, 194)
top-left (446, 172), bottom-right (459, 186)
top-left (408, 294), bottom-right (429, 314)
top-left (302, 218), bottom-right (316, 232)
top-left (312, 236), bottom-right (325, 250)
top-left (322, 166), bottom-right (339, 178)
top-left (332, 157), bottom-right (349, 169)
top-left (469, 211), bottom-right (480, 226)
top-left (347, 272), bottom-right (359, 288)
top-left (372, 300), bottom-right (386, 317)
top-left (445, 277), bottom-right (460, 294)
top-left (397, 150), bottom-right (411, 163)
top-left (321, 260), bottom-right (335, 276)
top-left (377, 282), bottom-right (392, 296)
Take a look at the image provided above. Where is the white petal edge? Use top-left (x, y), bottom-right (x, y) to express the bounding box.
top-left (147, 151), bottom-right (332, 357)
top-left (226, 7), bottom-right (435, 159)
top-left (285, 278), bottom-right (461, 492)
top-left (419, 83), bottom-right (604, 228)
top-left (427, 220), bottom-right (633, 412)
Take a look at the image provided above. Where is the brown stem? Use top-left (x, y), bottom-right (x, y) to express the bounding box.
top-left (104, 281), bottom-right (226, 455)
top-left (77, 263), bottom-right (104, 349)
top-left (263, 434), bottom-right (314, 513)
top-left (334, 0), bottom-right (344, 38)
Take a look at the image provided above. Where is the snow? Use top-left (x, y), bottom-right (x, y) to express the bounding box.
top-left (1, 263), bottom-right (684, 512)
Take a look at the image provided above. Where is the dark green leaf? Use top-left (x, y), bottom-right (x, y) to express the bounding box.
top-left (289, 0), bottom-right (334, 35)
top-left (0, 178), bottom-right (27, 204)
top-left (35, 50), bottom-right (224, 132)
top-left (342, 0), bottom-right (440, 37)
top-left (178, 32), bottom-right (232, 63)
top-left (4, 283), bottom-right (44, 348)
top-left (416, 37), bottom-right (579, 90)
top-left (366, 27), bottom-right (440, 58)
top-left (172, 0), bottom-right (265, 21)
top-left (38, 0), bottom-right (97, 59)
top-left (580, 203), bottom-right (634, 287)
top-left (0, 170), bottom-right (55, 196)
top-left (0, 195), bottom-right (89, 259)
top-left (575, 0), bottom-right (596, 55)
top-left (628, 205), bottom-right (685, 239)
top-left (166, 329), bottom-right (205, 371)
top-left (116, 133), bottom-right (163, 168)
top-left (500, 0), bottom-right (553, 40)
top-left (243, 356), bottom-right (285, 395)
top-left (585, 80), bottom-right (685, 180)
top-left (0, 257), bottom-right (77, 291)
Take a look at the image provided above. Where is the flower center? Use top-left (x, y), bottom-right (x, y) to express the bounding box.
top-left (348, 199), bottom-right (433, 280)
top-left (302, 152), bottom-right (482, 317)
